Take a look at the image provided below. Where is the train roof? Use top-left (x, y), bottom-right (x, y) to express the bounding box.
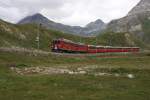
top-left (56, 38), bottom-right (85, 45)
top-left (88, 45), bottom-right (139, 48)
top-left (99, 46), bottom-right (139, 48)
top-left (53, 38), bottom-right (140, 48)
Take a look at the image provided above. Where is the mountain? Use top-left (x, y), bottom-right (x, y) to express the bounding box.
top-left (18, 13), bottom-right (82, 35)
top-left (81, 19), bottom-right (106, 36)
top-left (18, 13), bottom-right (106, 36)
top-left (107, 0), bottom-right (150, 43)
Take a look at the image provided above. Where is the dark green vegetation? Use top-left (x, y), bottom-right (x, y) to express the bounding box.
top-left (0, 51), bottom-right (150, 100)
top-left (142, 18), bottom-right (150, 44)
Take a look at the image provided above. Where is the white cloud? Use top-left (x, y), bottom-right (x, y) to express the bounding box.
top-left (0, 0), bottom-right (140, 26)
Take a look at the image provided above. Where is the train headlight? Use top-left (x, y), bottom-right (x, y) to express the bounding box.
top-left (54, 45), bottom-right (58, 50)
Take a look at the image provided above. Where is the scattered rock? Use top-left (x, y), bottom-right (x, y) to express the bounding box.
top-left (127, 74), bottom-right (135, 79)
top-left (68, 71), bottom-right (76, 75)
top-left (10, 66), bottom-right (136, 79)
top-left (79, 71), bottom-right (86, 74)
top-left (95, 73), bottom-right (111, 76)
top-left (114, 73), bottom-right (120, 77)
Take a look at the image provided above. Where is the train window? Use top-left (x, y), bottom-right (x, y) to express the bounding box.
top-left (89, 46), bottom-right (97, 49)
top-left (57, 41), bottom-right (60, 44)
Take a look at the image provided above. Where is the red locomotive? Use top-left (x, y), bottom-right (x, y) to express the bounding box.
top-left (51, 38), bottom-right (140, 53)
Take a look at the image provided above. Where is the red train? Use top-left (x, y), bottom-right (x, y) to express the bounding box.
top-left (51, 38), bottom-right (140, 53)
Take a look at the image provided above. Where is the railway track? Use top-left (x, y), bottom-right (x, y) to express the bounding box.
top-left (0, 47), bottom-right (148, 58)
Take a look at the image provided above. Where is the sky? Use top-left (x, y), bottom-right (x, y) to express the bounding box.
top-left (0, 0), bottom-right (140, 27)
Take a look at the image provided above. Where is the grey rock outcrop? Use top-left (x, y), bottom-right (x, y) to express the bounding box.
top-left (128, 0), bottom-right (150, 16)
top-left (107, 0), bottom-right (150, 33)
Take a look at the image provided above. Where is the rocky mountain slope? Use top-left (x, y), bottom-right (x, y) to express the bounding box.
top-left (107, 0), bottom-right (150, 44)
top-left (128, 0), bottom-right (150, 16)
top-left (18, 13), bottom-right (106, 36)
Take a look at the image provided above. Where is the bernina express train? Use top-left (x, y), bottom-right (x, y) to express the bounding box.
top-left (51, 38), bottom-right (140, 53)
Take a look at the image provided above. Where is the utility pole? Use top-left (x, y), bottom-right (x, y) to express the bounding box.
top-left (79, 29), bottom-right (82, 43)
top-left (109, 33), bottom-right (112, 46)
top-left (36, 23), bottom-right (42, 50)
top-left (80, 37), bottom-right (82, 43)
top-left (96, 36), bottom-right (97, 54)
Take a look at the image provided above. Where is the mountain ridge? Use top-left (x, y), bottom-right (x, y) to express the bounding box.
top-left (18, 13), bottom-right (106, 36)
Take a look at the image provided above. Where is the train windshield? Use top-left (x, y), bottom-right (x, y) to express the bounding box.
top-left (53, 40), bottom-right (60, 44)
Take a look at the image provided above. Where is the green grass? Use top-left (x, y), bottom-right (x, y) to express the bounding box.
top-left (0, 70), bottom-right (150, 100)
top-left (0, 51), bottom-right (150, 69)
top-left (0, 51), bottom-right (150, 100)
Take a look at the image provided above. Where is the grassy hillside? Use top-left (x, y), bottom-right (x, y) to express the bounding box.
top-left (96, 32), bottom-right (147, 48)
top-left (0, 20), bottom-right (95, 50)
top-left (0, 19), bottom-right (148, 51)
